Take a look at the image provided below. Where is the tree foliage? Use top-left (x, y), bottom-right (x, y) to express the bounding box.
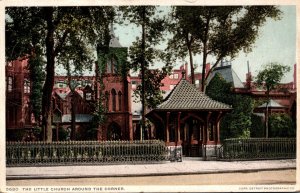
top-left (255, 62), bottom-right (290, 138)
top-left (166, 6), bottom-right (201, 84)
top-left (256, 62), bottom-right (291, 93)
top-left (27, 45), bottom-right (45, 124)
top-left (206, 73), bottom-right (254, 140)
top-left (119, 6), bottom-right (170, 139)
top-left (250, 114), bottom-right (265, 138)
top-left (134, 66), bottom-right (172, 109)
top-left (167, 6), bottom-right (281, 91)
top-left (6, 7), bottom-right (115, 141)
top-left (269, 113), bottom-right (295, 137)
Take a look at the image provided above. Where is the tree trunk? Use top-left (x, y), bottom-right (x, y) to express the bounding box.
top-left (188, 47), bottom-right (195, 85)
top-left (70, 92), bottom-right (76, 140)
top-left (42, 7), bottom-right (55, 142)
top-left (201, 15), bottom-right (210, 92)
top-left (140, 6), bottom-right (146, 141)
top-left (201, 47), bottom-right (207, 92)
top-left (265, 90), bottom-right (270, 138)
top-left (187, 36), bottom-right (195, 85)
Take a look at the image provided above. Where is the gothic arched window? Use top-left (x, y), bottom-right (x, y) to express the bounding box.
top-left (118, 91), bottom-right (122, 111)
top-left (105, 91), bottom-right (109, 111)
top-left (111, 89), bottom-right (117, 111)
top-left (7, 76), bottom-right (13, 92)
top-left (24, 79), bottom-right (31, 94)
top-left (107, 58), bottom-right (118, 74)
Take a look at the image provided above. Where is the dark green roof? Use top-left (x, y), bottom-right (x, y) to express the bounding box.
top-left (156, 79), bottom-right (231, 111)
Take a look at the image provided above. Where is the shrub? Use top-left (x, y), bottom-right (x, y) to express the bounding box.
top-left (250, 114), bottom-right (265, 137)
top-left (269, 113), bottom-right (295, 137)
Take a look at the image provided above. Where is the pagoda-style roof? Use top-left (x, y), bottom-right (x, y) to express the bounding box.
top-left (153, 78), bottom-right (232, 111)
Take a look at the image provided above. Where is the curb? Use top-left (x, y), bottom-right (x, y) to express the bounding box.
top-left (6, 167), bottom-right (296, 180)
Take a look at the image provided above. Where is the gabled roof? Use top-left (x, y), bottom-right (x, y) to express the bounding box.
top-left (154, 79), bottom-right (231, 111)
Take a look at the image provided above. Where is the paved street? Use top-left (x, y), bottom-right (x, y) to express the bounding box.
top-left (5, 159), bottom-right (297, 192)
top-left (6, 158), bottom-right (296, 179)
top-left (7, 169), bottom-right (296, 186)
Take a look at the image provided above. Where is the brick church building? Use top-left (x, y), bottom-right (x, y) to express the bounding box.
top-left (6, 27), bottom-right (133, 141)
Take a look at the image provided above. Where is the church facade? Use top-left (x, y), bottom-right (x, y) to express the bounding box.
top-left (6, 28), bottom-right (133, 141)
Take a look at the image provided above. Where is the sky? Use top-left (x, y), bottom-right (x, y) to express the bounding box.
top-left (113, 5), bottom-right (296, 83)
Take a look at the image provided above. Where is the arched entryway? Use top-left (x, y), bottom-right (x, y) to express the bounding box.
top-left (107, 122), bottom-right (121, 140)
top-left (180, 115), bottom-right (204, 157)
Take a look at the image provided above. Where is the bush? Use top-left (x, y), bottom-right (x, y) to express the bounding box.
top-left (206, 73), bottom-right (254, 140)
top-left (6, 129), bottom-right (26, 141)
top-left (269, 113), bottom-right (295, 137)
top-left (250, 114), bottom-right (265, 137)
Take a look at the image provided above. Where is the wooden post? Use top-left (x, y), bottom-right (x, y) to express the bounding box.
top-left (213, 122), bottom-right (216, 143)
top-left (166, 112), bottom-right (170, 143)
top-left (217, 121), bottom-right (220, 144)
top-left (216, 112), bottom-right (222, 144)
top-left (177, 112), bottom-right (181, 144)
top-left (206, 112), bottom-right (212, 143)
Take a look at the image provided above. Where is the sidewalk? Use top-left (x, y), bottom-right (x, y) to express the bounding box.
top-left (6, 158), bottom-right (296, 180)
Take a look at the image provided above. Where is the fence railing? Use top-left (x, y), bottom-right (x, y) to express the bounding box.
top-left (218, 138), bottom-right (296, 161)
top-left (6, 140), bottom-right (168, 167)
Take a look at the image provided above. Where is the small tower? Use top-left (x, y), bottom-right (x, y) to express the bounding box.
top-left (95, 23), bottom-right (132, 141)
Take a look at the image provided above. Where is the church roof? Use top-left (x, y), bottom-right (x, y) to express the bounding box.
top-left (207, 65), bottom-right (245, 88)
top-left (154, 78), bottom-right (231, 111)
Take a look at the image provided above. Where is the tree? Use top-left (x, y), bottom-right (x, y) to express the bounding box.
top-left (120, 6), bottom-right (169, 140)
top-left (255, 62), bottom-right (290, 138)
top-left (134, 66), bottom-right (171, 110)
top-left (28, 45), bottom-right (45, 126)
top-left (166, 7), bottom-right (201, 84)
top-left (167, 6), bottom-right (281, 91)
top-left (206, 73), bottom-right (254, 140)
top-left (6, 7), bottom-right (115, 141)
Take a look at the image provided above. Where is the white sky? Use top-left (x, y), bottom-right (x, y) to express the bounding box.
top-left (113, 5), bottom-right (296, 83)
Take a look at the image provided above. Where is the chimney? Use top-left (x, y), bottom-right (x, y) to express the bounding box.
top-left (205, 63), bottom-right (211, 78)
top-left (246, 61), bottom-right (252, 89)
top-left (182, 71), bottom-right (186, 80)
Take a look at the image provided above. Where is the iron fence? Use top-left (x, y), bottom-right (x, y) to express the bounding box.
top-left (6, 140), bottom-right (168, 167)
top-left (218, 138), bottom-right (296, 161)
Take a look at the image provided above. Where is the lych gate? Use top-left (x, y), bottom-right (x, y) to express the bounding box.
top-left (146, 74), bottom-right (232, 160)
